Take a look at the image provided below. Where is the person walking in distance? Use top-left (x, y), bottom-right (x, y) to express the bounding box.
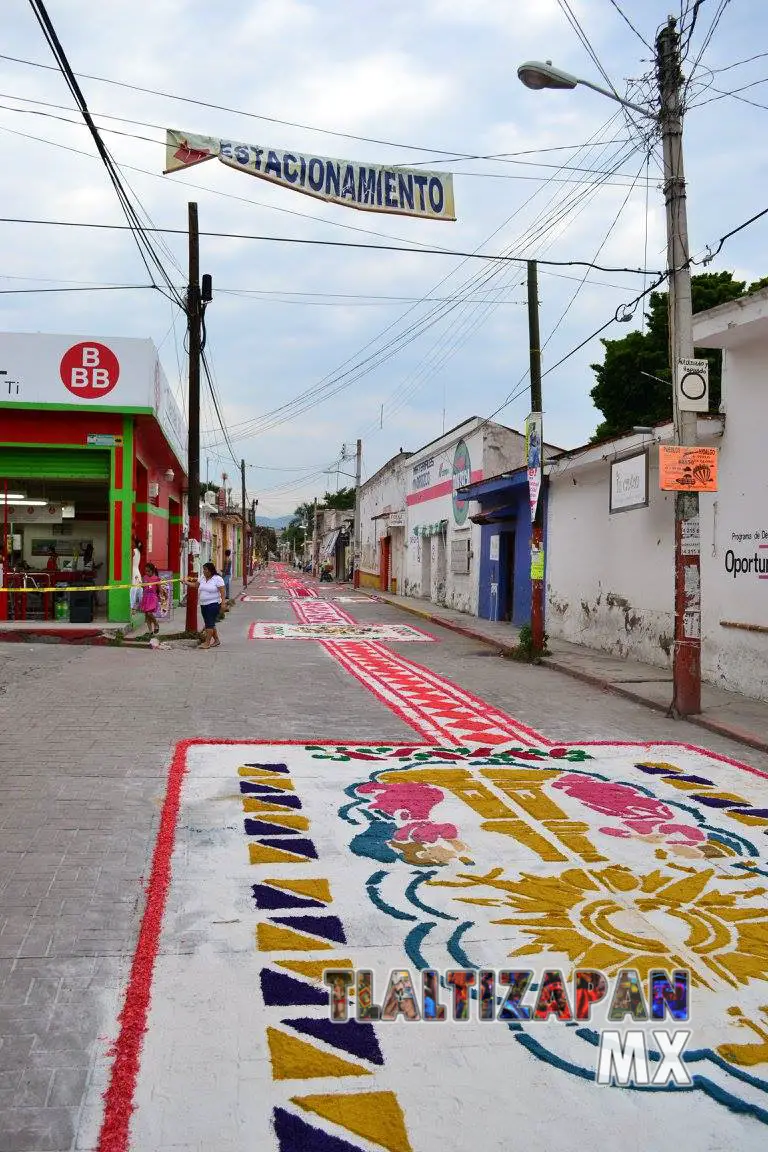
top-left (183, 562), bottom-right (226, 649)
top-left (140, 562), bottom-right (161, 637)
top-left (223, 548), bottom-right (233, 601)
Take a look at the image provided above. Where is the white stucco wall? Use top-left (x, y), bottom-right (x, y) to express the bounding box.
top-left (359, 452), bottom-right (411, 589)
top-left (546, 450), bottom-right (676, 667)
top-left (698, 341), bottom-right (768, 699)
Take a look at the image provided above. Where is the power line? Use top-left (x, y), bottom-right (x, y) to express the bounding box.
top-left (0, 216), bottom-right (662, 274)
top-left (0, 283), bottom-right (154, 295)
top-left (607, 0), bottom-right (653, 50)
top-left (24, 0), bottom-right (185, 309)
top-left (0, 50), bottom-right (625, 161)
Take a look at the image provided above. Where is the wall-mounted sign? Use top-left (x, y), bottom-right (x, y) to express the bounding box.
top-left (724, 529), bottom-right (768, 580)
top-left (610, 449), bottom-right (649, 513)
top-left (452, 440), bottom-right (472, 525)
top-left (677, 357), bottom-right (709, 413)
top-left (489, 534), bottom-right (500, 562)
top-left (659, 446), bottom-right (718, 491)
top-left (388, 510), bottom-right (405, 528)
top-left (531, 546), bottom-right (545, 581)
top-left (525, 412), bottom-right (543, 522)
top-left (9, 503), bottom-right (62, 524)
top-left (165, 129), bottom-right (456, 222)
top-left (87, 433), bottom-right (122, 447)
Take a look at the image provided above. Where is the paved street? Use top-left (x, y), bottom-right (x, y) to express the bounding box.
top-left (1, 565), bottom-right (767, 1151)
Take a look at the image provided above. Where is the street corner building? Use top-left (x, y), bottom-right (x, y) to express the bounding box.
top-left (0, 332), bottom-right (187, 624)
top-left (543, 288), bottom-right (768, 702)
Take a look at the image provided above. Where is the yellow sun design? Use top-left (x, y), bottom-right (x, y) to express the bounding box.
top-left (433, 863), bottom-right (768, 989)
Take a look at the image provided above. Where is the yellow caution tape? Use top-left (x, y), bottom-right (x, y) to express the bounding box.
top-left (0, 577), bottom-right (185, 594)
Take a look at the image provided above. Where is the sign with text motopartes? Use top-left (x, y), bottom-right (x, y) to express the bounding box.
top-left (659, 446), bottom-right (718, 492)
top-left (164, 129), bottom-right (456, 221)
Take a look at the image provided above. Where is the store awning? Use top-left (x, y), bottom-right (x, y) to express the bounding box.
top-left (319, 528), bottom-right (341, 559)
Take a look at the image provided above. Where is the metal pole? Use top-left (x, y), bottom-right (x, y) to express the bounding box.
top-left (658, 17), bottom-right (701, 716)
top-left (185, 202), bottom-right (201, 634)
top-left (241, 458), bottom-right (248, 589)
top-left (527, 260), bottom-right (545, 653)
top-left (353, 438), bottom-right (362, 588)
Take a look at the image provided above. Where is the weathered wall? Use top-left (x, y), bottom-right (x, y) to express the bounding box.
top-left (546, 455), bottom-right (676, 667)
top-left (699, 342), bottom-right (768, 699)
top-left (359, 452), bottom-right (410, 593)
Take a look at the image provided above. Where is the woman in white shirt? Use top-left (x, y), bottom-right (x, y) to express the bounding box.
top-left (183, 562), bottom-right (226, 649)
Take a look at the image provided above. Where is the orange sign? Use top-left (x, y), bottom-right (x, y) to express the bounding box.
top-left (659, 446), bottom-right (718, 492)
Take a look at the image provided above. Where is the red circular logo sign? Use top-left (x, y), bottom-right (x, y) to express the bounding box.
top-left (60, 342), bottom-right (120, 400)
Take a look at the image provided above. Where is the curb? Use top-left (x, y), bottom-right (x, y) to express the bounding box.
top-left (379, 595), bottom-right (768, 758)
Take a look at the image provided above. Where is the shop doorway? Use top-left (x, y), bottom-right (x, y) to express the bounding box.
top-left (434, 534), bottom-right (447, 604)
top-left (0, 477), bottom-right (110, 622)
top-left (501, 531), bottom-right (516, 622)
top-left (420, 536), bottom-right (432, 599)
top-left (379, 535), bottom-right (391, 591)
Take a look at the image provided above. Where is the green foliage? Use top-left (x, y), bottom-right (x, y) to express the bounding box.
top-left (322, 487), bottom-right (356, 511)
top-left (511, 622), bottom-right (550, 662)
top-left (589, 271), bottom-right (765, 441)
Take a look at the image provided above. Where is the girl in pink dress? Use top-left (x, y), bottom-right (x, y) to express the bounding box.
top-left (140, 563), bottom-right (161, 636)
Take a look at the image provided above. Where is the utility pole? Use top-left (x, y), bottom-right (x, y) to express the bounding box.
top-left (185, 202), bottom-right (201, 634)
top-left (312, 496), bottom-right (318, 576)
top-left (241, 458), bottom-right (248, 590)
top-left (353, 438), bottom-right (362, 588)
top-left (658, 17), bottom-right (700, 716)
top-left (527, 260), bottom-right (545, 653)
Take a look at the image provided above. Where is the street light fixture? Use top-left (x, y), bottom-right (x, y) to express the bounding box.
top-left (516, 60), bottom-right (652, 119)
top-left (518, 19), bottom-right (702, 718)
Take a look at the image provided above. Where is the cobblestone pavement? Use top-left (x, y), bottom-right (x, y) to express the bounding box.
top-left (1, 568), bottom-right (767, 1151)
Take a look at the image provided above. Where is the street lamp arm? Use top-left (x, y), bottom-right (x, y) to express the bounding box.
top-left (516, 60), bottom-right (655, 121)
top-left (577, 77), bottom-right (655, 121)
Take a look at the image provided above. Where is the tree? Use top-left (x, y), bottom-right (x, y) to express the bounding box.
top-left (321, 487), bottom-right (355, 511)
top-left (589, 271), bottom-right (765, 441)
top-left (282, 501), bottom-right (315, 553)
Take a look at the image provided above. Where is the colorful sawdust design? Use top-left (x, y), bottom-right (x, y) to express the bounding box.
top-left (248, 622), bottom-right (435, 642)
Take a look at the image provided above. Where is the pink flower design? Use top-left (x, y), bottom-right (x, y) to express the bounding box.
top-left (392, 820), bottom-right (459, 844)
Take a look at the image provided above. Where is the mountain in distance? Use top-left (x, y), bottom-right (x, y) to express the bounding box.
top-left (255, 514), bottom-right (293, 530)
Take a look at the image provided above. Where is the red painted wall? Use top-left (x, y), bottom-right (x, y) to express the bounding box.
top-left (133, 420), bottom-right (185, 572)
top-left (0, 409), bottom-right (124, 445)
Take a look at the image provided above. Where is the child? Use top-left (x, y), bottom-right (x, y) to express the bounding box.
top-left (140, 562), bottom-right (161, 636)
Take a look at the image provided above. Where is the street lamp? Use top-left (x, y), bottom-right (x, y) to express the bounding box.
top-left (518, 18), bottom-right (702, 717)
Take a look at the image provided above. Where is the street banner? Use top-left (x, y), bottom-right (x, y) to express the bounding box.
top-left (164, 129), bottom-right (456, 221)
top-left (525, 412), bottom-right (543, 521)
top-left (659, 445), bottom-right (718, 492)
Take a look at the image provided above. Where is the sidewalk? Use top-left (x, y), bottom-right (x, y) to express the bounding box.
top-left (376, 590), bottom-right (768, 755)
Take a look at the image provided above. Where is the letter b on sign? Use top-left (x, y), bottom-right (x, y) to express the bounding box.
top-left (60, 342), bottom-right (120, 400)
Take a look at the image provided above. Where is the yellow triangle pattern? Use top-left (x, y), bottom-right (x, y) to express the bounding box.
top-left (241, 805), bottom-right (309, 830)
top-left (256, 923), bottom-right (333, 952)
top-left (243, 797), bottom-right (297, 814)
top-left (238, 769), bottom-right (295, 792)
top-left (265, 877), bottom-right (332, 903)
top-left (249, 843), bottom-right (313, 866)
top-left (276, 958), bottom-right (353, 980)
top-left (291, 1091), bottom-right (413, 1152)
top-left (267, 1028), bottom-right (370, 1080)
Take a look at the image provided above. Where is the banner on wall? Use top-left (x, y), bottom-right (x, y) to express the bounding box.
top-left (525, 412), bottom-right (543, 521)
top-left (164, 129), bottom-right (457, 222)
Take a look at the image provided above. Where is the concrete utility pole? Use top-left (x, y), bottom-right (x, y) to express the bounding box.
top-left (353, 438), bottom-right (362, 588)
top-left (185, 202), bottom-right (201, 634)
top-left (527, 260), bottom-right (545, 653)
top-left (312, 496), bottom-right (318, 576)
top-left (658, 17), bottom-right (701, 716)
top-left (241, 458), bottom-right (248, 589)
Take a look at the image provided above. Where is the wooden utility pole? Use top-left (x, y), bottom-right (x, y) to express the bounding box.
top-left (658, 17), bottom-right (701, 716)
top-left (185, 202), bottom-right (201, 633)
top-left (527, 260), bottom-right (545, 653)
top-left (241, 458), bottom-right (248, 589)
top-left (353, 438), bottom-right (362, 587)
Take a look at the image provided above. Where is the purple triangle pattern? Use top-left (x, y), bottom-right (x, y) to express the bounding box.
top-left (272, 1107), bottom-right (365, 1152)
top-left (245, 819), bottom-right (303, 838)
top-left (268, 914), bottom-right (346, 943)
top-left (239, 784), bottom-right (302, 808)
top-left (282, 1016), bottom-right (384, 1065)
top-left (258, 838), bottom-right (317, 859)
top-left (260, 969), bottom-right (329, 1007)
top-left (252, 884), bottom-right (326, 911)
top-left (244, 762), bottom-right (290, 773)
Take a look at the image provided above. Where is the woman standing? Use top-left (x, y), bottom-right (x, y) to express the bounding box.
top-left (184, 562), bottom-right (226, 649)
top-left (140, 562), bottom-right (161, 636)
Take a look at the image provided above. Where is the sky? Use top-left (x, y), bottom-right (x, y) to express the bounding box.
top-left (2, 0), bottom-right (767, 517)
